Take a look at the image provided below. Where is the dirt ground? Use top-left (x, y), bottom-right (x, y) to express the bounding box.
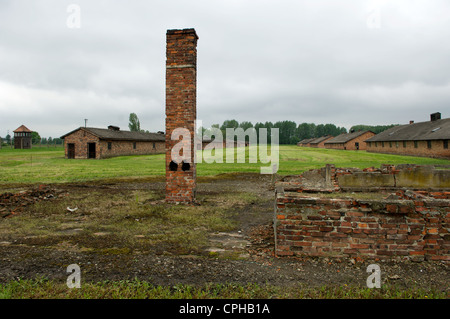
top-left (0, 173), bottom-right (448, 294)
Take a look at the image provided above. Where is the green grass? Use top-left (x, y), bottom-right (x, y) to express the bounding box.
top-left (0, 278), bottom-right (446, 299)
top-left (0, 145), bottom-right (448, 184)
top-left (0, 189), bottom-right (239, 255)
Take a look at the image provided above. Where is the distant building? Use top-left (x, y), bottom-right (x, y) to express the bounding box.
top-left (308, 135), bottom-right (334, 148)
top-left (13, 125), bottom-right (32, 149)
top-left (297, 138), bottom-right (316, 147)
top-left (60, 125), bottom-right (165, 159)
top-left (324, 130), bottom-right (375, 150)
top-left (365, 112), bottom-right (450, 159)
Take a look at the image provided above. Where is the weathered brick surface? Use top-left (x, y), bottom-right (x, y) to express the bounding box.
top-left (98, 140), bottom-right (164, 158)
top-left (367, 139), bottom-right (450, 159)
top-left (64, 129), bottom-right (100, 159)
top-left (275, 191), bottom-right (450, 263)
top-left (165, 29), bottom-right (198, 203)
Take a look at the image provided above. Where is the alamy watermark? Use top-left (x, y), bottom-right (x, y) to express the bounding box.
top-left (66, 4), bottom-right (81, 29)
top-left (366, 1), bottom-right (383, 29)
top-left (67, 264), bottom-right (81, 288)
top-left (366, 264), bottom-right (381, 288)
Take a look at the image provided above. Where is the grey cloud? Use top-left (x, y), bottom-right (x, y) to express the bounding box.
top-left (1, 0), bottom-right (449, 138)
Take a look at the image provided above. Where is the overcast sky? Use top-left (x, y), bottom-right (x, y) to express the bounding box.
top-left (1, 0), bottom-right (449, 138)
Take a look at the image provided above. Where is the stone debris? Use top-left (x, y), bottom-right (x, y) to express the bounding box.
top-left (0, 185), bottom-right (62, 217)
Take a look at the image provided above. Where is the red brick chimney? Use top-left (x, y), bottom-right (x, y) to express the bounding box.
top-left (165, 28), bottom-right (198, 203)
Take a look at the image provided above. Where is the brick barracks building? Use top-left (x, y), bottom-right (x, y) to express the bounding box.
top-left (60, 125), bottom-right (165, 159)
top-left (297, 138), bottom-right (316, 147)
top-left (365, 112), bottom-right (450, 159)
top-left (308, 135), bottom-right (334, 148)
top-left (324, 130), bottom-right (375, 150)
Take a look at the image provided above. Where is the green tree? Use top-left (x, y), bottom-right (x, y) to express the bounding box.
top-left (203, 124), bottom-right (221, 140)
top-left (239, 121), bottom-right (253, 130)
top-left (315, 124), bottom-right (325, 138)
top-left (220, 119), bottom-right (239, 140)
top-left (296, 123), bottom-right (315, 140)
top-left (350, 124), bottom-right (397, 134)
top-left (31, 131), bottom-right (41, 144)
top-left (264, 121), bottom-right (274, 144)
top-left (274, 120), bottom-right (297, 144)
top-left (220, 119), bottom-right (239, 131)
top-left (128, 113), bottom-right (141, 132)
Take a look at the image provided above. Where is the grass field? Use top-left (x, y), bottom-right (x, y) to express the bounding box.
top-left (1, 146), bottom-right (448, 300)
top-left (0, 145), bottom-right (448, 184)
top-left (1, 279), bottom-right (446, 299)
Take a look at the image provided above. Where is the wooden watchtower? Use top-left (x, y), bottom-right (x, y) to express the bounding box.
top-left (13, 125), bottom-right (32, 149)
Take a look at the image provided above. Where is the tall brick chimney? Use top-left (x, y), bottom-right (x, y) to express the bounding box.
top-left (165, 28), bottom-right (198, 203)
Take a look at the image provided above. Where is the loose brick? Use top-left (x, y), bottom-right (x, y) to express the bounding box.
top-left (386, 204), bottom-right (398, 213)
top-left (350, 244), bottom-right (370, 249)
top-left (347, 212), bottom-right (364, 217)
top-left (399, 205), bottom-right (414, 214)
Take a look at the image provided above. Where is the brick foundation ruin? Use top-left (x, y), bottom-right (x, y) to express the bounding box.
top-left (165, 29), bottom-right (198, 203)
top-left (274, 164), bottom-right (450, 263)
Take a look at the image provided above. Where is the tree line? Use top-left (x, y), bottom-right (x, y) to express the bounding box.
top-left (349, 124), bottom-right (398, 134)
top-left (0, 113), bottom-right (397, 147)
top-left (126, 113), bottom-right (396, 146)
top-left (199, 120), bottom-right (348, 145)
top-left (200, 120), bottom-right (398, 145)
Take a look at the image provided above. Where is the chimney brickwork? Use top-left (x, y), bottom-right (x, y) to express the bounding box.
top-left (165, 28), bottom-right (198, 203)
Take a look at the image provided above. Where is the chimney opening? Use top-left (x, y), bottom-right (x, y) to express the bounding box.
top-left (181, 161), bottom-right (191, 171)
top-left (169, 160), bottom-right (178, 171)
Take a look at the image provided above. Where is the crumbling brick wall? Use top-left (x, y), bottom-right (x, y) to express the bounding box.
top-left (274, 165), bottom-right (450, 263)
top-left (275, 190), bottom-right (450, 262)
top-left (278, 164), bottom-right (450, 191)
top-left (335, 164), bottom-right (450, 190)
